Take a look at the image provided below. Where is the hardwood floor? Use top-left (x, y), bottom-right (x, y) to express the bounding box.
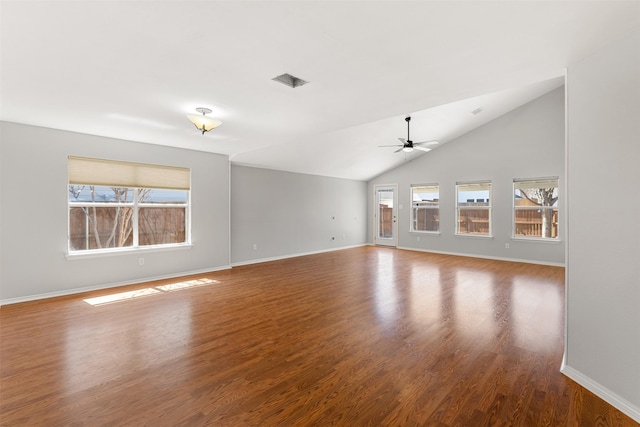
top-left (1, 247), bottom-right (637, 426)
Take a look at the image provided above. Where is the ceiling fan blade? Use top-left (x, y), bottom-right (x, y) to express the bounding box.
top-left (378, 144), bottom-right (403, 147)
top-left (398, 138), bottom-right (407, 144)
top-left (415, 140), bottom-right (439, 146)
top-left (414, 146), bottom-right (432, 152)
top-left (394, 147), bottom-right (404, 153)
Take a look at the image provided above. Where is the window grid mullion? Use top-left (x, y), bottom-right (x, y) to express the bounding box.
top-left (133, 189), bottom-right (139, 247)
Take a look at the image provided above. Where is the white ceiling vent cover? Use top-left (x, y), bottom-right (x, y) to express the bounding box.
top-left (272, 73), bottom-right (309, 88)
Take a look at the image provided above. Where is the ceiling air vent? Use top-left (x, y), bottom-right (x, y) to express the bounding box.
top-left (272, 73), bottom-right (309, 88)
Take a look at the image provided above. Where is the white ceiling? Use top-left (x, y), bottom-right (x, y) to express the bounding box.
top-left (2, 1), bottom-right (639, 181)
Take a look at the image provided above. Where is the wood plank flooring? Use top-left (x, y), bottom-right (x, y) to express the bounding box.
top-left (1, 247), bottom-right (637, 426)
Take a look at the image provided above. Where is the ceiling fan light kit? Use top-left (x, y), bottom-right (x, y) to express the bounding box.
top-left (379, 116), bottom-right (439, 154)
top-left (187, 107), bottom-right (222, 135)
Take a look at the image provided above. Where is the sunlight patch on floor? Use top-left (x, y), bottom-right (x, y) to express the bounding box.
top-left (83, 278), bottom-right (219, 306)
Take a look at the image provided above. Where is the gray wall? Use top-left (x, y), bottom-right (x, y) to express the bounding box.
top-left (368, 87), bottom-right (566, 265)
top-left (0, 122), bottom-right (230, 303)
top-left (564, 27), bottom-right (640, 419)
top-left (231, 165), bottom-right (367, 264)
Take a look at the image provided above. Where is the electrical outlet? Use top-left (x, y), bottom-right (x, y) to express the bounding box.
top-left (505, 243), bottom-right (510, 249)
top-left (139, 258), bottom-right (145, 265)
top-left (253, 244), bottom-right (258, 251)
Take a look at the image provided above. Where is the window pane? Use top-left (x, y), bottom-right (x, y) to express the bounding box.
top-left (138, 207), bottom-right (186, 246)
top-left (69, 206), bottom-right (134, 251)
top-left (457, 208), bottom-right (490, 235)
top-left (378, 191), bottom-right (393, 208)
top-left (413, 208), bottom-right (439, 232)
top-left (138, 188), bottom-right (188, 204)
top-left (69, 185), bottom-right (134, 203)
top-left (515, 208), bottom-right (558, 238)
top-left (378, 204), bottom-right (393, 238)
top-left (69, 182), bottom-right (189, 252)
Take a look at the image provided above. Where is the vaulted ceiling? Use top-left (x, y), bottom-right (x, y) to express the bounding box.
top-left (2, 1), bottom-right (638, 180)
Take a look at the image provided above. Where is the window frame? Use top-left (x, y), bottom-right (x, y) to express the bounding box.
top-left (67, 157), bottom-right (191, 256)
top-left (455, 181), bottom-right (492, 237)
top-left (409, 184), bottom-right (440, 234)
top-left (512, 177), bottom-right (559, 241)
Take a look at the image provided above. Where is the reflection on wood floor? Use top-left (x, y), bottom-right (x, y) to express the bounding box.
top-left (1, 247), bottom-right (637, 426)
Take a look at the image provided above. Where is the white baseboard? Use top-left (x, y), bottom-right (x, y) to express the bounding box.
top-left (0, 265), bottom-right (232, 306)
top-left (560, 364), bottom-right (640, 423)
top-left (396, 246), bottom-right (565, 267)
top-left (231, 244), bottom-right (368, 267)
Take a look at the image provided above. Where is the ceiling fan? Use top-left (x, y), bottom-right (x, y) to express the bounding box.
top-left (380, 116), bottom-right (439, 153)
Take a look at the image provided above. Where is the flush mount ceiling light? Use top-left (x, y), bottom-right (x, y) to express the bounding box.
top-left (186, 107), bottom-right (222, 135)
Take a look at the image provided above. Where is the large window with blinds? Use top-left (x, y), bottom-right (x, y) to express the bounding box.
top-left (410, 184), bottom-right (439, 233)
top-left (456, 181), bottom-right (492, 236)
top-left (513, 177), bottom-right (559, 239)
top-left (68, 156), bottom-right (190, 253)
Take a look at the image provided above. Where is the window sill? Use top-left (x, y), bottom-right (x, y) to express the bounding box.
top-left (511, 237), bottom-right (562, 244)
top-left (65, 244), bottom-right (193, 260)
top-left (409, 231), bottom-right (441, 236)
top-left (455, 233), bottom-right (493, 239)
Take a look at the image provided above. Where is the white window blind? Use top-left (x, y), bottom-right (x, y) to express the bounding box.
top-left (456, 181), bottom-right (491, 192)
top-left (514, 178), bottom-right (558, 190)
top-left (411, 184), bottom-right (439, 194)
top-left (68, 156), bottom-right (190, 190)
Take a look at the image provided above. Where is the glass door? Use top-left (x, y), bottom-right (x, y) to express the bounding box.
top-left (375, 185), bottom-right (397, 247)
